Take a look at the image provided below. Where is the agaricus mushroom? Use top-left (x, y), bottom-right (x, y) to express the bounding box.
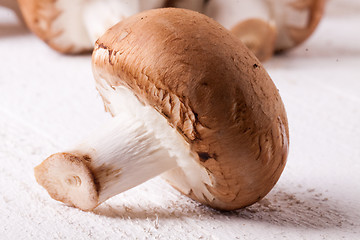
top-left (204, 0), bottom-right (326, 61)
top-left (35, 8), bottom-right (289, 211)
top-left (17, 0), bottom-right (166, 53)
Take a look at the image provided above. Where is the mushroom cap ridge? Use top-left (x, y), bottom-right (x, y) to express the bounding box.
top-left (92, 8), bottom-right (289, 210)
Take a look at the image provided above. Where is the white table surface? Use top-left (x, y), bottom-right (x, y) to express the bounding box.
top-left (0, 1), bottom-right (359, 239)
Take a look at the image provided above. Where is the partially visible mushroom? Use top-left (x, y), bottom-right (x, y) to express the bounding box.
top-left (204, 0), bottom-right (326, 61)
top-left (17, 0), bottom-right (166, 53)
top-left (273, 0), bottom-right (326, 51)
top-left (35, 8), bottom-right (289, 211)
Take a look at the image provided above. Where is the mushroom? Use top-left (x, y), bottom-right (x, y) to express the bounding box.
top-left (17, 0), bottom-right (166, 53)
top-left (35, 8), bottom-right (289, 211)
top-left (204, 0), bottom-right (326, 61)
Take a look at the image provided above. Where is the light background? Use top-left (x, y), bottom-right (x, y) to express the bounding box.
top-left (0, 0), bottom-right (359, 239)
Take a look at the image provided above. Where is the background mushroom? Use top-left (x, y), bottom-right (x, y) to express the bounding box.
top-left (17, 0), bottom-right (166, 53)
top-left (204, 0), bottom-right (326, 61)
top-left (34, 8), bottom-right (289, 211)
top-left (16, 0), bottom-right (325, 59)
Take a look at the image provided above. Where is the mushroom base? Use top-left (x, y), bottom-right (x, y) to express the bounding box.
top-left (34, 153), bottom-right (99, 211)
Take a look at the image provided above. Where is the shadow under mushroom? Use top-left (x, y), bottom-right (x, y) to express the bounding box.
top-left (93, 185), bottom-right (358, 230)
top-left (228, 187), bottom-right (357, 229)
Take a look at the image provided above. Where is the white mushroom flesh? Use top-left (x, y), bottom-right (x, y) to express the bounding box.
top-left (268, 0), bottom-right (311, 49)
top-left (205, 0), bottom-right (312, 49)
top-left (73, 112), bottom-right (178, 203)
top-left (53, 0), bottom-right (166, 51)
top-left (54, 0), bottom-right (93, 52)
top-left (205, 0), bottom-right (272, 29)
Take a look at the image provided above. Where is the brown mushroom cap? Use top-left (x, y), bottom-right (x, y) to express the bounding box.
top-left (275, 0), bottom-right (326, 52)
top-left (231, 18), bottom-right (277, 62)
top-left (92, 8), bottom-right (289, 210)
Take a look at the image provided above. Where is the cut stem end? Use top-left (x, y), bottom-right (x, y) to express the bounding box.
top-left (34, 153), bottom-right (99, 211)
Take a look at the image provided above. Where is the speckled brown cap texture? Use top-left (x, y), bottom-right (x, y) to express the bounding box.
top-left (92, 8), bottom-right (289, 210)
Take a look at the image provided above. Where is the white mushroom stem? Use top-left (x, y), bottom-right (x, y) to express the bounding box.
top-left (72, 113), bottom-right (179, 203)
top-left (35, 82), bottom-right (214, 211)
top-left (35, 113), bottom-right (178, 211)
